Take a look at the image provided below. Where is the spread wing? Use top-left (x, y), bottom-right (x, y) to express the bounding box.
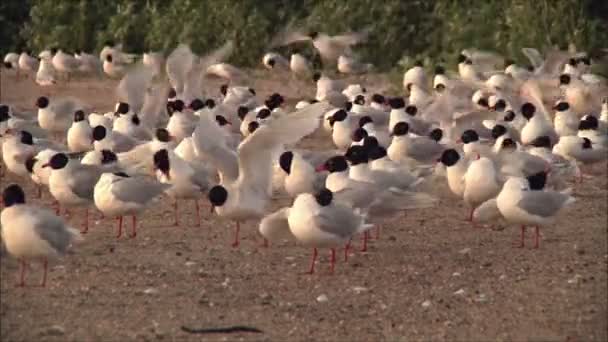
top-left (236, 102), bottom-right (331, 194)
top-left (116, 63), bottom-right (155, 113)
top-left (192, 111), bottom-right (239, 182)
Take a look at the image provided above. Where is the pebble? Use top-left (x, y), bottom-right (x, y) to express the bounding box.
top-left (221, 278), bottom-right (230, 287)
top-left (499, 274), bottom-right (507, 281)
top-left (474, 293), bottom-right (488, 303)
top-left (351, 286), bottom-right (368, 294)
top-left (184, 261), bottom-right (196, 267)
top-left (316, 294), bottom-right (329, 303)
top-left (452, 272), bottom-right (461, 277)
top-left (453, 288), bottom-right (466, 296)
top-left (142, 288), bottom-right (159, 295)
top-left (458, 248), bottom-right (471, 255)
top-left (421, 300), bottom-right (431, 308)
top-left (567, 274), bottom-right (583, 284)
top-left (42, 325), bottom-right (65, 336)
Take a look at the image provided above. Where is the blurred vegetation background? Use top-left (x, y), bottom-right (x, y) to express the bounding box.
top-left (1, 0), bottom-right (607, 72)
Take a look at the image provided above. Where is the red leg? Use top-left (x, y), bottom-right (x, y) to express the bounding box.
top-left (344, 239), bottom-right (351, 262)
top-left (129, 215), bottom-right (137, 238)
top-left (116, 216), bottom-right (123, 238)
top-left (375, 226), bottom-right (381, 239)
top-left (40, 258), bottom-right (48, 287)
top-left (534, 226), bottom-right (540, 249)
top-left (173, 200), bottom-right (179, 226)
top-left (261, 238), bottom-right (269, 248)
top-left (81, 208), bottom-right (89, 234)
top-left (53, 201), bottom-right (60, 215)
top-left (330, 248), bottom-right (336, 274)
top-left (308, 248), bottom-right (318, 274)
top-left (37, 185), bottom-right (42, 199)
top-left (360, 231), bottom-right (369, 252)
top-left (16, 259), bottom-right (26, 287)
top-left (468, 208), bottom-right (474, 222)
top-left (517, 225), bottom-right (525, 248)
top-left (194, 199), bottom-right (201, 227)
top-left (231, 222), bottom-right (240, 247)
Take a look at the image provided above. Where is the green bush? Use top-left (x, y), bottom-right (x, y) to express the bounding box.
top-left (2, 0), bottom-right (606, 72)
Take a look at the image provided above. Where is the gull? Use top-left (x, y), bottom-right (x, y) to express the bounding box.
top-left (52, 49), bottom-right (81, 82)
top-left (553, 101), bottom-right (579, 138)
top-left (577, 115), bottom-right (608, 148)
top-left (36, 50), bottom-right (56, 86)
top-left (552, 136), bottom-right (607, 182)
top-left (115, 128), bottom-right (174, 174)
top-left (329, 109), bottom-right (356, 150)
top-left (262, 188), bottom-right (372, 274)
top-left (387, 122), bottom-right (444, 164)
top-left (36, 96), bottom-right (84, 139)
top-left (289, 53), bottom-right (312, 78)
top-left (91, 125), bottom-right (141, 153)
top-left (463, 156), bottom-right (501, 222)
top-left (1, 184), bottom-right (82, 287)
top-left (272, 28), bottom-right (368, 65)
top-left (198, 102), bottom-right (331, 247)
top-left (459, 129), bottom-right (493, 158)
top-left (18, 51), bottom-right (40, 78)
top-left (3, 52), bottom-right (19, 70)
top-left (0, 105), bottom-right (47, 138)
top-left (94, 172), bottom-right (170, 238)
top-left (25, 149), bottom-right (59, 199)
top-left (206, 63), bottom-right (248, 84)
top-left (358, 116), bottom-right (390, 147)
top-left (142, 51), bottom-right (164, 76)
top-left (67, 110), bottom-right (92, 153)
top-left (45, 153), bottom-right (102, 233)
top-left (403, 60), bottom-right (427, 91)
top-left (262, 52), bottom-right (289, 70)
top-left (496, 177), bottom-right (575, 248)
top-left (2, 130), bottom-right (37, 178)
top-left (75, 50), bottom-right (102, 76)
top-left (338, 55), bottom-right (372, 74)
top-left (438, 149), bottom-right (470, 198)
top-left (278, 150), bottom-right (323, 197)
top-left (153, 149), bottom-right (210, 227)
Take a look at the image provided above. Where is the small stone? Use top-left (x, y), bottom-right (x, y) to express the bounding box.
top-left (499, 274), bottom-right (507, 281)
top-left (184, 261), bottom-right (196, 267)
top-left (142, 288), bottom-right (159, 295)
top-left (352, 286), bottom-right (368, 294)
top-left (567, 274), bottom-right (583, 284)
top-left (482, 261), bottom-right (492, 268)
top-left (316, 294), bottom-right (329, 303)
top-left (459, 248), bottom-right (471, 255)
top-left (453, 288), bottom-right (465, 296)
top-left (221, 278), bottom-right (230, 287)
top-left (421, 300), bottom-right (431, 308)
top-left (474, 293), bottom-right (488, 303)
top-left (42, 325), bottom-right (65, 336)
top-left (452, 272), bottom-right (461, 277)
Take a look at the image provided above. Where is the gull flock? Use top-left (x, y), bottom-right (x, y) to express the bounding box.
top-left (1, 31), bottom-right (607, 286)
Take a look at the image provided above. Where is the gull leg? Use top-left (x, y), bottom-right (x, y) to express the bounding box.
top-left (308, 248), bottom-right (318, 274)
top-left (517, 225), bottom-right (525, 248)
top-left (173, 200), bottom-right (179, 226)
top-left (360, 231), bottom-right (369, 252)
top-left (81, 208), bottom-right (89, 234)
top-left (194, 199), bottom-right (201, 227)
top-left (231, 221), bottom-right (240, 248)
top-left (129, 215), bottom-right (137, 238)
top-left (40, 258), bottom-right (48, 287)
top-left (16, 259), bottom-right (26, 287)
top-left (534, 226), bottom-right (540, 249)
top-left (375, 225), bottom-right (381, 239)
top-left (330, 248), bottom-right (336, 274)
top-left (344, 239), bottom-right (352, 262)
top-left (37, 185), bottom-right (42, 199)
top-left (115, 216), bottom-right (123, 238)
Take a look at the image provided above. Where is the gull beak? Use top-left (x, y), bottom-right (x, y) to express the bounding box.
top-left (41, 163), bottom-right (50, 168)
top-left (209, 205), bottom-right (215, 214)
top-left (456, 139), bottom-right (462, 144)
top-left (315, 164), bottom-right (327, 172)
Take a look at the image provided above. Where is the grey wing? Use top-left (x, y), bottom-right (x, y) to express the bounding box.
top-left (367, 190), bottom-right (437, 218)
top-left (112, 176), bottom-right (170, 204)
top-left (68, 165), bottom-right (101, 200)
top-left (32, 208), bottom-right (73, 253)
top-left (314, 205), bottom-right (363, 238)
top-left (407, 138), bottom-right (444, 161)
top-left (333, 180), bottom-right (382, 209)
top-left (516, 191), bottom-right (572, 217)
top-left (188, 168), bottom-right (210, 191)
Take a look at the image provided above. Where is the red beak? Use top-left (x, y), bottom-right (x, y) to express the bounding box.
top-left (41, 163), bottom-right (50, 168)
top-left (456, 139), bottom-right (462, 143)
top-left (315, 164), bottom-right (327, 172)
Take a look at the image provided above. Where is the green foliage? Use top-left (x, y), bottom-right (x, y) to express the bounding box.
top-left (2, 0), bottom-right (607, 71)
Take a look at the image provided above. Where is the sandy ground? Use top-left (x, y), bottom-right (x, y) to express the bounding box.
top-left (0, 69), bottom-right (607, 342)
